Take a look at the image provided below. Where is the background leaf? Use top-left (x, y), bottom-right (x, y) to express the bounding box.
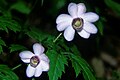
top-left (0, 38), bottom-right (6, 53)
top-left (69, 53), bottom-right (96, 80)
top-left (0, 65), bottom-right (19, 80)
top-left (0, 16), bottom-right (21, 32)
top-left (9, 44), bottom-right (27, 53)
top-left (0, 38), bottom-right (6, 46)
top-left (10, 1), bottom-right (31, 14)
top-left (104, 0), bottom-right (120, 16)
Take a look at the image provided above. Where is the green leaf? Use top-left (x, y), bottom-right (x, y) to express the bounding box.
top-left (0, 38), bottom-right (6, 46)
top-left (96, 17), bottom-right (106, 36)
top-left (0, 21), bottom-right (8, 33)
top-left (0, 16), bottom-right (21, 32)
top-left (10, 1), bottom-right (31, 14)
top-left (0, 46), bottom-right (3, 53)
top-left (46, 50), bottom-right (68, 80)
top-left (97, 21), bottom-right (104, 35)
top-left (9, 44), bottom-right (27, 53)
top-left (0, 64), bottom-right (19, 80)
top-left (104, 0), bottom-right (120, 16)
top-left (69, 54), bottom-right (82, 77)
top-left (0, 38), bottom-right (6, 53)
top-left (26, 27), bottom-right (50, 42)
top-left (69, 53), bottom-right (96, 80)
top-left (0, 7), bottom-right (11, 18)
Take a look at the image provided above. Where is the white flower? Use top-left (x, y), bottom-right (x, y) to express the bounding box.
top-left (56, 3), bottom-right (99, 41)
top-left (19, 43), bottom-right (50, 77)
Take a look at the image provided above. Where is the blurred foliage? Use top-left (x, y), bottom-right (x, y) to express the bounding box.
top-left (0, 65), bottom-right (19, 80)
top-left (9, 44), bottom-right (27, 53)
top-left (112, 70), bottom-right (120, 80)
top-left (10, 1), bottom-right (31, 14)
top-left (104, 0), bottom-right (120, 17)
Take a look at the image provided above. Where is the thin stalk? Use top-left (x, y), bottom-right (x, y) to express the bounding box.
top-left (53, 33), bottom-right (62, 43)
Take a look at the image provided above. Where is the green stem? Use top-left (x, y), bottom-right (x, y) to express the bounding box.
top-left (53, 33), bottom-right (62, 43)
top-left (12, 64), bottom-right (22, 70)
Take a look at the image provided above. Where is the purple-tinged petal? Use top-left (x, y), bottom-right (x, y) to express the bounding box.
top-left (57, 21), bottom-right (70, 31)
top-left (34, 64), bottom-right (42, 77)
top-left (33, 43), bottom-right (44, 55)
top-left (40, 54), bottom-right (50, 63)
top-left (78, 30), bottom-right (90, 39)
top-left (77, 3), bottom-right (86, 16)
top-left (40, 60), bottom-right (49, 71)
top-left (26, 64), bottom-right (35, 77)
top-left (19, 51), bottom-right (34, 63)
top-left (83, 22), bottom-right (98, 34)
top-left (82, 12), bottom-right (99, 22)
top-left (64, 26), bottom-right (75, 41)
top-left (56, 14), bottom-right (72, 24)
top-left (68, 3), bottom-right (78, 18)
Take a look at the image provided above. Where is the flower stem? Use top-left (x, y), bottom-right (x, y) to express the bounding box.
top-left (53, 33), bottom-right (62, 43)
top-left (12, 64), bottom-right (22, 70)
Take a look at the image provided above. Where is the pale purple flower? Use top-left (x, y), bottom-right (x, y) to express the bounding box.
top-left (56, 3), bottom-right (99, 41)
top-left (19, 43), bottom-right (50, 77)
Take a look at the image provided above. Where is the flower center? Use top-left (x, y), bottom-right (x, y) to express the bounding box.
top-left (30, 56), bottom-right (40, 68)
top-left (72, 18), bottom-right (84, 32)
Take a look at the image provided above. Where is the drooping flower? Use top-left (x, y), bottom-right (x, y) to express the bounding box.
top-left (56, 3), bottom-right (99, 41)
top-left (19, 43), bottom-right (50, 77)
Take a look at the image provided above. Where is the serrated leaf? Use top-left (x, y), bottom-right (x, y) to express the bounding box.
top-left (69, 55), bottom-right (82, 77)
top-left (9, 44), bottom-right (27, 53)
top-left (10, 1), bottom-right (31, 14)
top-left (46, 50), bottom-right (68, 80)
top-left (69, 53), bottom-right (96, 80)
top-left (0, 38), bottom-right (6, 46)
top-left (0, 22), bottom-right (8, 32)
top-left (0, 17), bottom-right (21, 32)
top-left (0, 64), bottom-right (19, 80)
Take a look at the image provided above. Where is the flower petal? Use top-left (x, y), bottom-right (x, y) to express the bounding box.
top-left (68, 3), bottom-right (77, 18)
top-left (33, 43), bottom-right (45, 55)
top-left (40, 60), bottom-right (49, 71)
top-left (83, 22), bottom-right (98, 34)
top-left (77, 3), bottom-right (86, 16)
top-left (64, 26), bottom-right (75, 41)
top-left (78, 30), bottom-right (90, 39)
top-left (19, 51), bottom-right (34, 63)
top-left (56, 21), bottom-right (70, 31)
top-left (34, 64), bottom-right (42, 77)
top-left (82, 12), bottom-right (99, 22)
top-left (56, 14), bottom-right (72, 24)
top-left (40, 54), bottom-right (50, 63)
top-left (26, 64), bottom-right (35, 77)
